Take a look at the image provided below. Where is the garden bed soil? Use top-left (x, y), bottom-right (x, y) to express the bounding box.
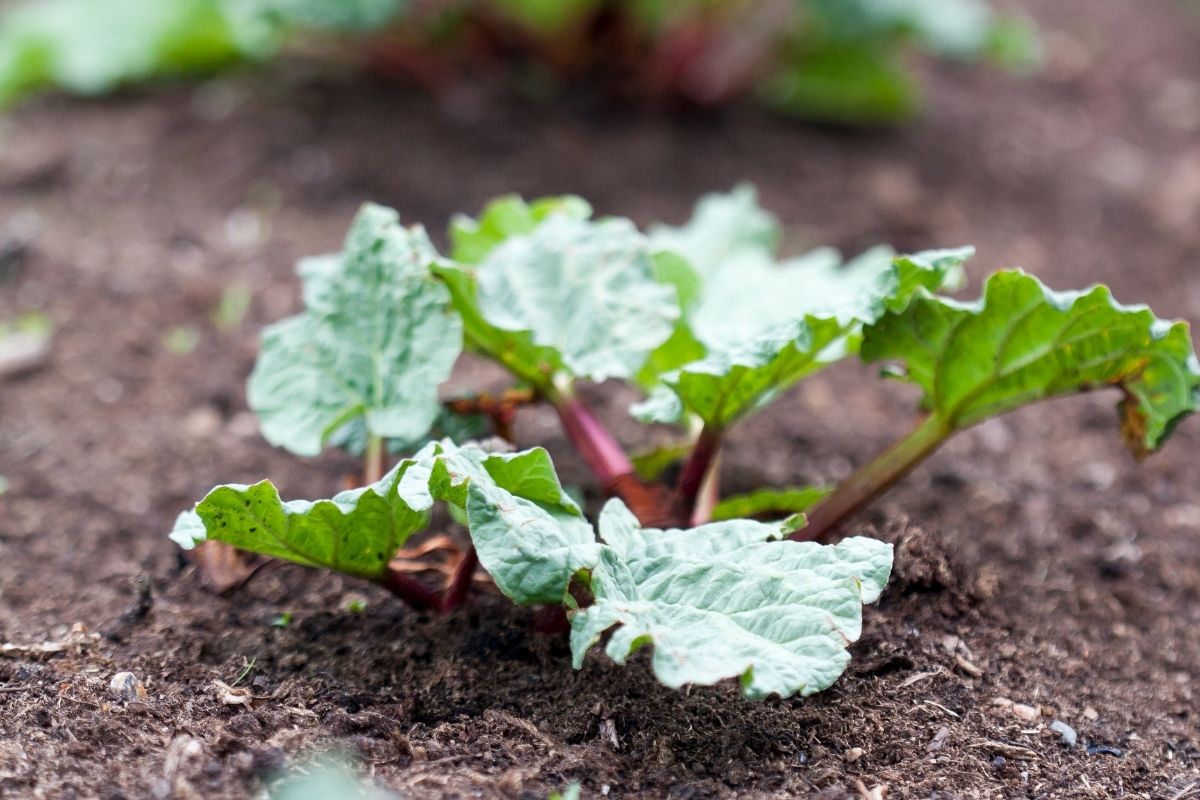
top-left (2, 0), bottom-right (1200, 797)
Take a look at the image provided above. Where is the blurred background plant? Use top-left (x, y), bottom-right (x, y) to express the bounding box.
top-left (0, 0), bottom-right (1037, 122)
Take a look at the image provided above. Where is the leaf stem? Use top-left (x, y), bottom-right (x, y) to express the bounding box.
top-left (544, 386), bottom-right (635, 484)
top-left (689, 450), bottom-right (722, 527)
top-left (364, 433), bottom-right (386, 485)
top-left (439, 545), bottom-right (478, 612)
top-left (377, 568), bottom-right (443, 611)
top-left (796, 414), bottom-right (951, 543)
top-left (676, 425), bottom-right (722, 525)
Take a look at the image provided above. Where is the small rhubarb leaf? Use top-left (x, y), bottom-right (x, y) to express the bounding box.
top-left (170, 460), bottom-right (429, 581)
top-left (472, 215), bottom-right (679, 382)
top-left (247, 203), bottom-right (462, 456)
top-left (571, 505), bottom-right (892, 699)
top-left (633, 316), bottom-right (849, 426)
top-left (449, 194), bottom-right (591, 265)
top-left (633, 248), bottom-right (968, 428)
top-left (168, 510), bottom-right (207, 550)
top-left (640, 188), bottom-right (968, 428)
top-left (711, 486), bottom-right (833, 521)
top-left (862, 269), bottom-right (1200, 455)
top-left (465, 481), bottom-right (601, 605)
top-left (398, 439), bottom-right (580, 515)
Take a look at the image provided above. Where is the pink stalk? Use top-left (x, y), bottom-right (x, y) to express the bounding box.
top-left (438, 546), bottom-right (478, 612)
top-left (551, 393), bottom-right (636, 484)
top-left (675, 425), bottom-right (722, 523)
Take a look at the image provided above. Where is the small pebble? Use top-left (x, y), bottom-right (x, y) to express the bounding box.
top-left (108, 671), bottom-right (146, 702)
top-left (1085, 743), bottom-right (1124, 757)
top-left (1050, 720), bottom-right (1078, 747)
top-left (843, 747), bottom-right (865, 763)
top-left (1012, 703), bottom-right (1040, 722)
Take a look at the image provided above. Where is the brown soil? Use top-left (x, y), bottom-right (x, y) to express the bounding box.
top-left (2, 0), bottom-right (1200, 797)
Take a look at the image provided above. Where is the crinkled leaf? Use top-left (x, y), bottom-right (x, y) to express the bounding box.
top-left (431, 260), bottom-right (561, 389)
top-left (711, 486), bottom-right (833, 521)
top-left (640, 188), bottom-right (969, 429)
top-left (471, 215), bottom-right (679, 382)
top-left (169, 460), bottom-right (428, 581)
top-left (448, 194), bottom-right (591, 265)
top-left (171, 441), bottom-right (583, 584)
top-left (247, 203), bottom-right (462, 456)
top-left (862, 269), bottom-right (1200, 455)
top-left (571, 502), bottom-right (892, 699)
top-left (647, 184), bottom-right (779, 281)
top-left (465, 481), bottom-right (601, 605)
top-left (398, 439), bottom-right (580, 515)
top-left (632, 316), bottom-right (850, 427)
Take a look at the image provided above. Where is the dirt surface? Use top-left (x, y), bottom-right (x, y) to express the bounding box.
top-left (2, 0), bottom-right (1200, 797)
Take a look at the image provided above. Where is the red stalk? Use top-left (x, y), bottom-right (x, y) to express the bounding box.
top-left (550, 393), bottom-right (636, 484)
top-left (377, 568), bottom-right (443, 611)
top-left (438, 545), bottom-right (478, 612)
top-left (675, 425), bottom-right (722, 523)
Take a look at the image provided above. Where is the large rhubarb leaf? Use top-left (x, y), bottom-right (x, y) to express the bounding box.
top-left (571, 501), bottom-right (892, 699)
top-left (459, 481), bottom-right (892, 698)
top-left (247, 204), bottom-right (462, 456)
top-left (862, 269), bottom-right (1200, 455)
top-left (468, 215), bottom-right (679, 383)
top-left (170, 441), bottom-right (583, 582)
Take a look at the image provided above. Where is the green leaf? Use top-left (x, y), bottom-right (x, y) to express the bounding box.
top-left (247, 203), bottom-right (463, 456)
top-left (632, 316), bottom-right (851, 427)
top-left (170, 460), bottom-right (429, 581)
top-left (647, 184), bottom-right (780, 282)
top-left (630, 441), bottom-right (693, 481)
top-left (449, 194), bottom-right (591, 265)
top-left (571, 503), bottom-right (892, 699)
top-left (711, 486), bottom-right (833, 521)
top-left (862, 269), bottom-right (1200, 455)
top-left (0, 0), bottom-right (246, 106)
top-left (431, 260), bottom-right (561, 389)
top-left (398, 439), bottom-right (580, 515)
top-left (758, 42), bottom-right (917, 124)
top-left (636, 196), bottom-right (971, 428)
top-left (465, 481), bottom-right (601, 605)
top-left (171, 441), bottom-right (584, 585)
top-left (469, 214), bottom-right (679, 383)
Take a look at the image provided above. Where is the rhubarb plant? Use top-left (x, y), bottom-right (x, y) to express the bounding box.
top-left (171, 186), bottom-right (1199, 698)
